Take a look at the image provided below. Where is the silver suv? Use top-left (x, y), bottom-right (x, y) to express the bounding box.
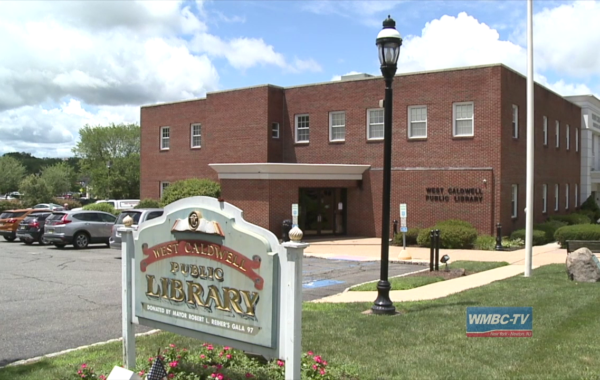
top-left (44, 210), bottom-right (117, 249)
top-left (109, 208), bottom-right (163, 250)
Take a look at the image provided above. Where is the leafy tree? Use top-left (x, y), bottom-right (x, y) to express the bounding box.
top-left (160, 178), bottom-right (221, 207)
top-left (19, 175), bottom-right (52, 207)
top-left (83, 202), bottom-right (118, 215)
top-left (0, 155), bottom-right (27, 195)
top-left (135, 198), bottom-right (161, 209)
top-left (41, 162), bottom-right (75, 197)
top-left (72, 123), bottom-right (140, 199)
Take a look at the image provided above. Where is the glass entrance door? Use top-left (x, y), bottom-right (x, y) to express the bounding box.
top-left (299, 188), bottom-right (346, 236)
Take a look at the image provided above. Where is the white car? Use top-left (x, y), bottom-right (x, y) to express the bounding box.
top-left (32, 203), bottom-right (64, 211)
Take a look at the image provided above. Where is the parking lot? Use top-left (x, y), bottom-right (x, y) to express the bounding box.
top-left (0, 240), bottom-right (419, 366)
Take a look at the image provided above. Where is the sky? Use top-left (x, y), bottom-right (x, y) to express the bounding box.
top-left (1, 0), bottom-right (599, 158)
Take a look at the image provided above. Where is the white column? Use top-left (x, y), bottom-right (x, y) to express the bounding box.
top-left (120, 227), bottom-right (136, 369)
top-left (524, 0), bottom-right (534, 277)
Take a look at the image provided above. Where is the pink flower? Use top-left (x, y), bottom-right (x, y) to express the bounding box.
top-left (219, 352), bottom-right (223, 357)
top-left (169, 361), bottom-right (178, 368)
top-left (277, 360), bottom-right (285, 367)
top-left (320, 369), bottom-right (326, 375)
top-left (211, 374), bottom-right (217, 379)
top-left (99, 376), bottom-right (107, 380)
top-left (148, 357), bottom-right (154, 362)
top-left (245, 373), bottom-right (254, 378)
top-left (168, 374), bottom-right (175, 379)
top-left (138, 371), bottom-right (145, 376)
top-left (307, 351), bottom-right (314, 356)
top-left (207, 344), bottom-right (214, 350)
top-left (216, 364), bottom-right (223, 370)
top-left (226, 354), bottom-right (232, 359)
top-left (77, 370), bottom-right (82, 375)
top-left (203, 365), bottom-right (208, 369)
top-left (224, 346), bottom-right (231, 351)
top-left (217, 374), bottom-right (224, 380)
top-left (81, 364), bottom-right (87, 369)
top-left (314, 355), bottom-right (322, 363)
top-left (169, 343), bottom-right (176, 348)
top-left (312, 364), bottom-right (318, 370)
top-left (203, 343), bottom-right (207, 347)
top-left (200, 354), bottom-right (206, 359)
top-left (323, 360), bottom-right (328, 366)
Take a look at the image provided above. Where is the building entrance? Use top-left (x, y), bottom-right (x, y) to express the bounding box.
top-left (299, 188), bottom-right (346, 236)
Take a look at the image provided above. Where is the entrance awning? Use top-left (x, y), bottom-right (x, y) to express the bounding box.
top-left (209, 163), bottom-right (371, 180)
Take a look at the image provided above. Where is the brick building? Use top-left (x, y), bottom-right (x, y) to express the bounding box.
top-left (140, 64), bottom-right (581, 238)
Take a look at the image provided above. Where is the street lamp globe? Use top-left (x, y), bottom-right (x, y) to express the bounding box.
top-left (376, 16), bottom-right (402, 78)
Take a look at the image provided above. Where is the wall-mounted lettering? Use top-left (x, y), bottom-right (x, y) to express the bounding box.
top-left (425, 187), bottom-right (484, 203)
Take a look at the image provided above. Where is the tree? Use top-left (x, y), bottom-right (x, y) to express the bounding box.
top-left (0, 156), bottom-right (27, 195)
top-left (72, 123), bottom-right (140, 199)
top-left (160, 178), bottom-right (221, 207)
top-left (41, 162), bottom-right (75, 197)
top-left (19, 175), bottom-right (52, 207)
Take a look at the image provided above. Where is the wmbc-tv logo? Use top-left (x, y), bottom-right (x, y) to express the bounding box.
top-left (466, 307), bottom-right (533, 337)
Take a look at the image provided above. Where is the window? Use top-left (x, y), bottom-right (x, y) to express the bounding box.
top-left (367, 108), bottom-right (384, 140)
top-left (191, 124), bottom-right (201, 148)
top-left (566, 124), bottom-right (570, 150)
top-left (453, 102), bottom-right (474, 137)
top-left (329, 111), bottom-right (346, 142)
top-left (542, 184), bottom-right (547, 213)
top-left (295, 114), bottom-right (310, 143)
top-left (555, 121), bottom-right (560, 148)
top-left (160, 126), bottom-right (170, 150)
top-left (408, 106), bottom-right (427, 138)
top-left (160, 182), bottom-right (170, 198)
top-left (543, 116), bottom-right (548, 146)
top-left (575, 128), bottom-right (579, 152)
top-left (575, 184), bottom-right (578, 208)
top-left (512, 105), bottom-right (519, 138)
top-left (565, 184), bottom-right (570, 210)
top-left (271, 122), bottom-right (280, 139)
top-left (511, 184), bottom-right (518, 218)
top-left (554, 184), bottom-right (559, 211)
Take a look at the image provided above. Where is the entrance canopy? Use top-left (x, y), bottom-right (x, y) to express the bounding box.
top-left (210, 163), bottom-right (371, 180)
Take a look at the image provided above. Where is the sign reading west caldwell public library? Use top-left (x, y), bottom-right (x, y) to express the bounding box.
top-left (133, 198), bottom-right (279, 349)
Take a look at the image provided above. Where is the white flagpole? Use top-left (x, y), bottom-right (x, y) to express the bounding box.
top-left (525, 0), bottom-right (534, 277)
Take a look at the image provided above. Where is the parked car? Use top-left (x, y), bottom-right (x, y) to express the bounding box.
top-left (32, 203), bottom-right (64, 211)
top-left (0, 208), bottom-right (52, 242)
top-left (109, 208), bottom-right (163, 250)
top-left (16, 212), bottom-right (53, 245)
top-left (43, 210), bottom-right (117, 249)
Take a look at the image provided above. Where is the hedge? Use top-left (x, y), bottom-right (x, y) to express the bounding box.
top-left (82, 202), bottom-right (118, 216)
top-left (135, 198), bottom-right (161, 209)
top-left (554, 224), bottom-right (600, 247)
top-left (432, 219), bottom-right (475, 229)
top-left (579, 194), bottom-right (600, 222)
top-left (54, 198), bottom-right (82, 210)
top-left (393, 227), bottom-right (421, 246)
top-left (416, 223), bottom-right (478, 249)
top-left (0, 200), bottom-right (22, 212)
top-left (510, 229), bottom-right (547, 246)
top-left (532, 220), bottom-right (567, 243)
top-left (160, 178), bottom-right (221, 207)
top-left (548, 213), bottom-right (591, 226)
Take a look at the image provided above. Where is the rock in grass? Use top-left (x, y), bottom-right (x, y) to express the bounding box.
top-left (566, 247), bottom-right (600, 282)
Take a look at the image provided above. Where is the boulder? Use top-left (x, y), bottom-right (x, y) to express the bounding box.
top-left (566, 247), bottom-right (600, 282)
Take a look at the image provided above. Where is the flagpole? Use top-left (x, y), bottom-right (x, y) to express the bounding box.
top-left (525, 0), bottom-right (534, 277)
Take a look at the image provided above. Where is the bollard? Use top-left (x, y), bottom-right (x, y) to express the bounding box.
top-left (393, 220), bottom-right (398, 237)
top-left (434, 229), bottom-right (440, 271)
top-left (429, 230), bottom-right (434, 271)
top-left (495, 223), bottom-right (503, 251)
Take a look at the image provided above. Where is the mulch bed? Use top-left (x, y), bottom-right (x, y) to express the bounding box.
top-left (405, 268), bottom-right (467, 280)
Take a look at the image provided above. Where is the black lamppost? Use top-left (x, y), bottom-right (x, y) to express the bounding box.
top-left (372, 15), bottom-right (402, 315)
top-left (106, 160), bottom-right (112, 199)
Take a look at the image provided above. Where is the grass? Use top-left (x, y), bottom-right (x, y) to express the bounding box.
top-left (350, 260), bottom-right (509, 291)
top-left (1, 265), bottom-right (599, 380)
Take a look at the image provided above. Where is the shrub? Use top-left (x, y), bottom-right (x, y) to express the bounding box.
top-left (135, 198), bottom-right (161, 209)
top-left (533, 220), bottom-right (567, 243)
top-left (417, 224), bottom-right (478, 249)
top-left (54, 198), bottom-right (82, 210)
top-left (548, 213), bottom-right (591, 226)
top-left (393, 227), bottom-right (421, 246)
top-left (554, 224), bottom-right (600, 246)
top-left (474, 234), bottom-right (496, 250)
top-left (160, 178), bottom-right (221, 207)
top-left (83, 202), bottom-right (117, 215)
top-left (575, 209), bottom-right (596, 222)
top-left (509, 229), bottom-right (547, 246)
top-left (580, 194), bottom-right (600, 222)
top-left (434, 219), bottom-right (475, 229)
top-left (0, 200), bottom-right (22, 212)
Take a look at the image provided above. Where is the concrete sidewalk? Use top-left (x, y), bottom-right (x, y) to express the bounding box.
top-left (303, 238), bottom-right (573, 303)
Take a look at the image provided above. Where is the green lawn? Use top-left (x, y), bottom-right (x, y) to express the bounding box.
top-left (1, 265), bottom-right (598, 380)
top-left (351, 260), bottom-right (509, 291)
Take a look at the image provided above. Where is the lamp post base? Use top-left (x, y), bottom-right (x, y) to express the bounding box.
top-left (371, 280), bottom-right (396, 315)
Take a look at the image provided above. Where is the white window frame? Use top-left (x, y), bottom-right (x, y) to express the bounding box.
top-left (160, 181), bottom-right (170, 198)
top-left (329, 111), bottom-right (346, 142)
top-left (566, 124), bottom-right (570, 150)
top-left (565, 183), bottom-right (570, 210)
top-left (575, 184), bottom-right (578, 208)
top-left (575, 128), bottom-right (579, 152)
top-left (543, 116), bottom-right (548, 146)
top-left (190, 123), bottom-right (201, 148)
top-left (453, 102), bottom-right (474, 137)
top-left (542, 184), bottom-right (547, 213)
top-left (554, 184), bottom-right (559, 211)
top-left (408, 105), bottom-right (427, 139)
top-left (160, 126), bottom-right (170, 151)
top-left (512, 105), bottom-right (519, 138)
top-left (271, 122), bottom-right (280, 139)
top-left (555, 121), bottom-right (560, 148)
top-left (511, 184), bottom-right (518, 218)
top-left (295, 114), bottom-right (310, 143)
top-left (367, 108), bottom-right (384, 140)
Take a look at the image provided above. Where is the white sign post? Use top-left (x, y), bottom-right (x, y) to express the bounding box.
top-left (291, 203), bottom-right (299, 226)
top-left (398, 204), bottom-right (411, 260)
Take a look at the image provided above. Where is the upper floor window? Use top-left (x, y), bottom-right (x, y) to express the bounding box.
top-left (542, 184), bottom-right (547, 213)
top-left (543, 116), bottom-right (548, 146)
top-left (295, 114), bottom-right (310, 143)
top-left (575, 128), bottom-right (579, 152)
top-left (511, 184), bottom-right (518, 218)
top-left (408, 106), bottom-right (427, 139)
top-left (565, 183), bottom-right (570, 210)
top-left (160, 126), bottom-right (170, 150)
top-left (367, 108), bottom-right (384, 140)
top-left (191, 124), bottom-right (201, 148)
top-left (160, 181), bottom-right (170, 197)
top-left (512, 105), bottom-right (519, 138)
top-left (453, 102), bottom-right (474, 137)
top-left (555, 121), bottom-right (560, 148)
top-left (566, 124), bottom-right (570, 150)
top-left (554, 184), bottom-right (559, 211)
top-left (329, 111), bottom-right (346, 142)
top-left (272, 122), bottom-right (280, 139)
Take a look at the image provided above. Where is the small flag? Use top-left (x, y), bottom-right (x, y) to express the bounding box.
top-left (146, 355), bottom-right (168, 380)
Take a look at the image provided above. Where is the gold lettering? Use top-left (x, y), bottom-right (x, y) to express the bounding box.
top-left (170, 262), bottom-right (179, 274)
top-left (170, 279), bottom-right (186, 303)
top-left (240, 291), bottom-right (260, 317)
top-left (190, 265), bottom-right (199, 278)
top-left (222, 287), bottom-right (243, 315)
top-left (207, 245), bottom-right (215, 257)
top-left (192, 243), bottom-right (200, 254)
top-left (160, 277), bottom-right (169, 299)
top-left (173, 242), bottom-right (179, 254)
top-left (238, 259), bottom-right (247, 272)
top-left (226, 252), bottom-right (234, 264)
top-left (184, 243), bottom-right (192, 253)
top-left (165, 245), bottom-right (172, 255)
top-left (180, 263), bottom-right (189, 276)
top-left (214, 268), bottom-right (224, 281)
top-left (152, 249), bottom-right (161, 258)
top-left (215, 247), bottom-right (224, 260)
top-left (186, 281), bottom-right (206, 307)
top-left (199, 266), bottom-right (208, 279)
top-left (205, 285), bottom-right (226, 311)
top-left (145, 275), bottom-right (161, 298)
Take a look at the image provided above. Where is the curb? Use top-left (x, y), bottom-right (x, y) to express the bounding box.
top-left (342, 267), bottom-right (431, 293)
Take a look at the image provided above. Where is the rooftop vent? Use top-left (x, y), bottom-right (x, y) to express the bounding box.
top-left (340, 73), bottom-right (374, 81)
